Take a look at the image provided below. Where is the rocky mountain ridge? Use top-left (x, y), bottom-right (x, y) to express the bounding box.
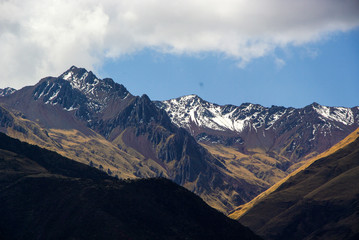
top-left (0, 87), bottom-right (16, 97)
top-left (158, 95), bottom-right (357, 133)
top-left (158, 94), bottom-right (359, 165)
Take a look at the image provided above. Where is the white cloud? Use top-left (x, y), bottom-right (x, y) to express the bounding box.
top-left (0, 0), bottom-right (358, 88)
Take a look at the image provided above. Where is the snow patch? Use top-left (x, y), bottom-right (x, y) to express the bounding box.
top-left (313, 105), bottom-right (354, 125)
top-left (65, 106), bottom-right (78, 111)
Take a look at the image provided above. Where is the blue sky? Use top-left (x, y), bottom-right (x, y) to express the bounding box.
top-left (1, 0), bottom-right (359, 108)
top-left (99, 29), bottom-right (359, 108)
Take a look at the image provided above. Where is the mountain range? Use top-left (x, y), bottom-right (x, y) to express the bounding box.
top-left (1, 66), bottom-right (358, 214)
top-left (157, 94), bottom-right (358, 165)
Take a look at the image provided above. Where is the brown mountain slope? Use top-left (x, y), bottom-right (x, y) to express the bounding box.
top-left (229, 127), bottom-right (359, 219)
top-left (202, 144), bottom-right (288, 202)
top-left (230, 127), bottom-right (359, 240)
top-left (0, 105), bottom-right (141, 179)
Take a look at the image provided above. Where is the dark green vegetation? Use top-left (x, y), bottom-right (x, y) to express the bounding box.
top-left (238, 133), bottom-right (359, 240)
top-left (0, 133), bottom-right (261, 240)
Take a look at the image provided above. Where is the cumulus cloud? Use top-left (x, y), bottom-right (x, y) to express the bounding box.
top-left (0, 0), bottom-right (358, 88)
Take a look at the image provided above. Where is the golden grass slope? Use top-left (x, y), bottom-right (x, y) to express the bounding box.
top-left (1, 109), bottom-right (143, 179)
top-left (198, 143), bottom-right (289, 212)
top-left (229, 127), bottom-right (359, 220)
top-left (201, 144), bottom-right (287, 186)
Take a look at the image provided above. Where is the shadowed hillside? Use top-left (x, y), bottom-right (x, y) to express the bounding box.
top-left (0, 133), bottom-right (261, 240)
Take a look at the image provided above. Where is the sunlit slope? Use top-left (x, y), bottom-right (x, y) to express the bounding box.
top-left (229, 127), bottom-right (359, 220)
top-left (201, 143), bottom-right (287, 202)
top-left (230, 127), bottom-right (359, 240)
top-left (0, 105), bottom-right (141, 179)
top-left (201, 129), bottom-right (359, 209)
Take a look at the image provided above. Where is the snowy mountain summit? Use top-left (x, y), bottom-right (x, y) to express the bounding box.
top-left (32, 66), bottom-right (130, 114)
top-left (157, 94), bottom-right (288, 134)
top-left (158, 95), bottom-right (359, 136)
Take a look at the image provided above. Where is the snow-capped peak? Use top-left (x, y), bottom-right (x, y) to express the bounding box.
top-left (32, 66), bottom-right (130, 114)
top-left (160, 95), bottom-right (358, 142)
top-left (159, 95), bottom-right (279, 133)
top-left (60, 66), bottom-right (100, 94)
top-left (180, 94), bottom-right (201, 101)
top-left (312, 103), bottom-right (354, 125)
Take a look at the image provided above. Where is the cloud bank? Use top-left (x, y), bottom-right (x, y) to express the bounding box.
top-left (1, 0), bottom-right (359, 88)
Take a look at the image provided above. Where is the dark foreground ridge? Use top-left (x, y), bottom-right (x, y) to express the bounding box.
top-left (0, 133), bottom-right (261, 240)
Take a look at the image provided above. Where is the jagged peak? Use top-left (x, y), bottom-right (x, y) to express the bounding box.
top-left (182, 94), bottom-right (199, 99)
top-left (59, 67), bottom-right (126, 92)
top-left (173, 94), bottom-right (202, 102)
top-left (30, 66), bottom-right (132, 114)
top-left (0, 87), bottom-right (17, 97)
top-left (308, 102), bottom-right (323, 110)
top-left (239, 102), bottom-right (260, 108)
top-left (60, 66), bottom-right (98, 85)
top-left (237, 102), bottom-right (265, 113)
top-left (139, 94), bottom-right (152, 104)
top-left (59, 66), bottom-right (130, 96)
top-left (1, 87), bottom-right (17, 91)
top-left (172, 94), bottom-right (212, 107)
top-left (310, 101), bottom-right (321, 106)
top-left (306, 102), bottom-right (355, 125)
top-left (69, 65), bottom-right (78, 70)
